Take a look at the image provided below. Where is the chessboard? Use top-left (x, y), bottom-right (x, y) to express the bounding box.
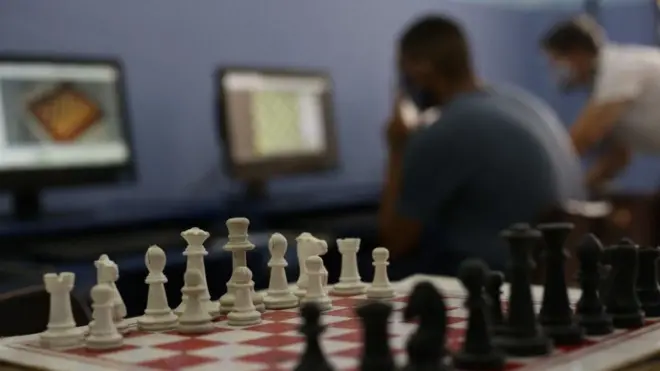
top-left (2, 277), bottom-right (660, 371)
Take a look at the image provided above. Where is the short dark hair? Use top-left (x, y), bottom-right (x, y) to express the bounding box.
top-left (541, 15), bottom-right (603, 54)
top-left (399, 15), bottom-right (472, 80)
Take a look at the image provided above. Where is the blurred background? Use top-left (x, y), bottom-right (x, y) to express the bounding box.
top-left (0, 0), bottom-right (657, 331)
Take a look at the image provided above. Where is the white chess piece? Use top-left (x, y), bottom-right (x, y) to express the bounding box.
top-left (318, 239), bottom-right (329, 294)
top-left (331, 238), bottom-right (367, 296)
top-left (175, 228), bottom-right (220, 318)
top-left (138, 246), bottom-right (178, 331)
top-left (177, 269), bottom-right (214, 334)
top-left (94, 255), bottom-right (129, 333)
top-left (295, 233), bottom-right (327, 297)
top-left (264, 233), bottom-right (298, 309)
top-left (228, 267), bottom-right (262, 326)
top-left (86, 284), bottom-right (123, 350)
top-left (366, 247), bottom-right (395, 299)
top-left (301, 256), bottom-right (332, 311)
top-left (40, 272), bottom-right (84, 349)
top-left (219, 218), bottom-right (255, 313)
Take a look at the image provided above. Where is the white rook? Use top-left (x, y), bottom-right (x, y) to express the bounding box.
top-left (330, 238), bottom-right (367, 296)
top-left (40, 272), bottom-right (84, 349)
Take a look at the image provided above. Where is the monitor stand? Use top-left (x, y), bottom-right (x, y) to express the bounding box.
top-left (11, 189), bottom-right (42, 221)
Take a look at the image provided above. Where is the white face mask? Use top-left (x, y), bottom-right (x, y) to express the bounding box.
top-left (553, 63), bottom-right (575, 88)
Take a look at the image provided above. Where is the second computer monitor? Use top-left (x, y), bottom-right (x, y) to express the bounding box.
top-left (217, 67), bottom-right (338, 182)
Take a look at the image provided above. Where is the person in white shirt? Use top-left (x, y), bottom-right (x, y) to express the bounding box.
top-left (541, 15), bottom-right (660, 192)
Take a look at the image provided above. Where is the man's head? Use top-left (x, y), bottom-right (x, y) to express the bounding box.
top-left (541, 15), bottom-right (605, 90)
top-left (398, 15), bottom-right (475, 108)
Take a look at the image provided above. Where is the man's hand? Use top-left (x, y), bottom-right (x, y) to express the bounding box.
top-left (385, 94), bottom-right (411, 153)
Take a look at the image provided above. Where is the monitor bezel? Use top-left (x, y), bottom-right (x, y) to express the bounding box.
top-left (0, 54), bottom-right (136, 189)
top-left (215, 66), bottom-right (339, 181)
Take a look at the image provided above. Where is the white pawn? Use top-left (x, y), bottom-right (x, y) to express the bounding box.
top-left (40, 272), bottom-right (85, 349)
top-left (178, 270), bottom-right (214, 334)
top-left (138, 246), bottom-right (178, 331)
top-left (366, 247), bottom-right (395, 299)
top-left (228, 267), bottom-right (262, 326)
top-left (264, 233), bottom-right (298, 309)
top-left (252, 286), bottom-right (265, 313)
top-left (301, 256), bottom-right (332, 311)
top-left (331, 238), bottom-right (367, 296)
top-left (86, 284), bottom-right (123, 350)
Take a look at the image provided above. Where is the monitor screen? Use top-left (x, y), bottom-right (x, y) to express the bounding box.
top-left (0, 60), bottom-right (131, 172)
top-left (220, 69), bottom-right (335, 173)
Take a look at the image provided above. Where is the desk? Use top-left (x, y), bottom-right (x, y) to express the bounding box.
top-left (0, 275), bottom-right (659, 370)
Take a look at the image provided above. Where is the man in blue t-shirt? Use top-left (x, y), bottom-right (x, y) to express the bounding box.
top-left (378, 15), bottom-right (584, 277)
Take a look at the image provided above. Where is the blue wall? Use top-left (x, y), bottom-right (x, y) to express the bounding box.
top-left (0, 0), bottom-right (656, 215)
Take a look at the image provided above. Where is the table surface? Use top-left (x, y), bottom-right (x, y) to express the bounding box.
top-left (0, 275), bottom-right (658, 371)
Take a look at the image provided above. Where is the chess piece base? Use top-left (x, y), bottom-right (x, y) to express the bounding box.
top-left (294, 287), bottom-right (307, 298)
top-left (641, 302), bottom-right (660, 317)
top-left (611, 311), bottom-right (645, 329)
top-left (177, 320), bottom-right (214, 334)
top-left (115, 319), bottom-right (131, 335)
top-left (453, 350), bottom-right (506, 371)
top-left (85, 333), bottom-right (123, 350)
top-left (40, 328), bottom-right (85, 349)
top-left (254, 302), bottom-right (266, 313)
top-left (330, 282), bottom-right (367, 296)
top-left (494, 331), bottom-right (553, 357)
top-left (227, 310), bottom-right (262, 326)
top-left (577, 313), bottom-right (614, 335)
top-left (137, 312), bottom-right (178, 331)
top-left (218, 293), bottom-right (235, 314)
top-left (366, 286), bottom-right (395, 300)
top-left (543, 322), bottom-right (584, 345)
top-left (300, 296), bottom-right (332, 312)
top-left (264, 293), bottom-right (299, 309)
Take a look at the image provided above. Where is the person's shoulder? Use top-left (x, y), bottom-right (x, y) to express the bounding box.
top-left (599, 44), bottom-right (660, 75)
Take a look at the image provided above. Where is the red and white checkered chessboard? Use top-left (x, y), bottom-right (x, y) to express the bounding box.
top-left (2, 277), bottom-right (660, 371)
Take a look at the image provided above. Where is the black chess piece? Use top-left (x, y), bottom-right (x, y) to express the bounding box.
top-left (402, 281), bottom-right (453, 371)
top-left (636, 247), bottom-right (660, 317)
top-left (452, 260), bottom-right (506, 370)
top-left (493, 224), bottom-right (553, 357)
top-left (575, 234), bottom-right (613, 335)
top-left (356, 301), bottom-right (397, 371)
top-left (537, 223), bottom-right (584, 345)
top-left (605, 244), bottom-right (645, 329)
top-left (485, 271), bottom-right (507, 336)
top-left (294, 303), bottom-right (334, 371)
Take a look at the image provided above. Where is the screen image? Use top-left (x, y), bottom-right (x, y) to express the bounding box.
top-left (222, 72), bottom-right (328, 164)
top-left (0, 62), bottom-right (130, 170)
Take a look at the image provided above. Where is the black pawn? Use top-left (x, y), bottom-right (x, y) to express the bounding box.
top-left (485, 271), bottom-right (507, 336)
top-left (605, 244), bottom-right (645, 329)
top-left (636, 247), bottom-right (660, 317)
top-left (356, 301), bottom-right (397, 371)
top-left (575, 234), bottom-right (613, 335)
top-left (494, 224), bottom-right (553, 357)
top-left (402, 282), bottom-right (453, 371)
top-left (294, 303), bottom-right (334, 371)
top-left (537, 223), bottom-right (584, 345)
top-left (453, 260), bottom-right (506, 370)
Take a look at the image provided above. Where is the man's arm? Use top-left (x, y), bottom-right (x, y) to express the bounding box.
top-left (585, 141), bottom-right (631, 192)
top-left (378, 123), bottom-right (475, 257)
top-left (378, 149), bottom-right (421, 258)
top-left (572, 62), bottom-right (642, 155)
top-left (570, 100), bottom-right (631, 155)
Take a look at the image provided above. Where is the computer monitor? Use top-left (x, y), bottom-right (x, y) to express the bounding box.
top-left (0, 55), bottom-right (135, 219)
top-left (216, 67), bottom-right (338, 198)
